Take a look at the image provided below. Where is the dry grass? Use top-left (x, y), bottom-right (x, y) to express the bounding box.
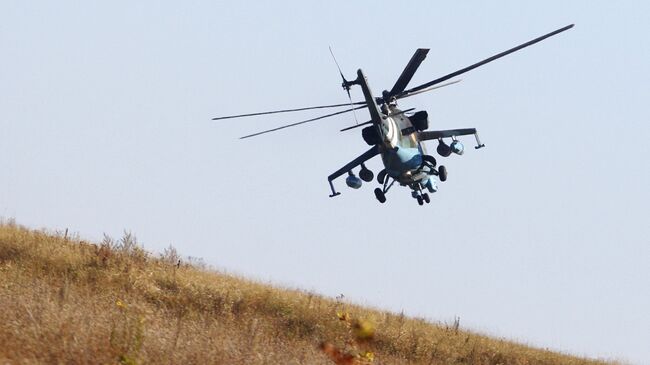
top-left (0, 220), bottom-right (615, 365)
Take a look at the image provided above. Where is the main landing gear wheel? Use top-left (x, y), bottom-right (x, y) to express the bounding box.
top-left (416, 195), bottom-right (424, 206)
top-left (377, 169), bottom-right (387, 184)
top-left (422, 193), bottom-right (430, 204)
top-left (438, 165), bottom-right (448, 182)
top-left (374, 188), bottom-right (386, 203)
top-left (423, 155), bottom-right (437, 168)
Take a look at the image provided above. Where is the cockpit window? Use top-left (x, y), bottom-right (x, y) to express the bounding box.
top-left (382, 111), bottom-right (420, 149)
top-left (395, 115), bottom-right (418, 149)
top-left (399, 131), bottom-right (419, 148)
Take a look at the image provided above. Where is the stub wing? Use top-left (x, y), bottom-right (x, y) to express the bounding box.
top-left (327, 145), bottom-right (380, 197)
top-left (419, 128), bottom-right (485, 149)
top-left (418, 128), bottom-right (477, 141)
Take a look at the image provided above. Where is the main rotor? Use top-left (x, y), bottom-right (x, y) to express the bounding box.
top-left (211, 24), bottom-right (575, 139)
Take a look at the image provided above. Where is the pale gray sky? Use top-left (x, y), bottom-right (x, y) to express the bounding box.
top-left (1, 1), bottom-right (649, 363)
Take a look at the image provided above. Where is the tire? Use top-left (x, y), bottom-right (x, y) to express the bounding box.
top-left (423, 154), bottom-right (437, 168)
top-left (438, 165), bottom-right (447, 182)
top-left (374, 188), bottom-right (386, 203)
top-left (422, 193), bottom-right (430, 204)
top-left (377, 169), bottom-right (387, 184)
top-left (416, 195), bottom-right (424, 206)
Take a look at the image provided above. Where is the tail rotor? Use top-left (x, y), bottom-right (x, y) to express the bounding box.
top-left (329, 46), bottom-right (359, 124)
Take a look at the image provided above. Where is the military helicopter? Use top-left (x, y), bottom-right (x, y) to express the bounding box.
top-left (213, 24), bottom-right (574, 205)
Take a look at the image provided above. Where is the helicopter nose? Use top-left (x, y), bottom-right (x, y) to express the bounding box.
top-left (396, 148), bottom-right (422, 169)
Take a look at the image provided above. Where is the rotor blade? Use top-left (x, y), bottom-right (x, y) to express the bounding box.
top-left (212, 101), bottom-right (365, 121)
top-left (339, 108), bottom-right (415, 132)
top-left (329, 46), bottom-right (347, 83)
top-left (389, 48), bottom-right (430, 96)
top-left (397, 24), bottom-right (574, 98)
top-left (396, 79), bottom-right (462, 99)
top-left (240, 105), bottom-right (367, 139)
top-left (340, 120), bottom-right (373, 132)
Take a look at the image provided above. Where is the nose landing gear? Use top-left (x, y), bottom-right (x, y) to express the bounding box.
top-left (411, 189), bottom-right (431, 206)
top-left (416, 195), bottom-right (424, 206)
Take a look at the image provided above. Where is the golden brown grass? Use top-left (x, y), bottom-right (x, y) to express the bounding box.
top-left (0, 220), bottom-right (615, 365)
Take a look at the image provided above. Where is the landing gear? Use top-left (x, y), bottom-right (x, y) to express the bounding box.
top-left (374, 175), bottom-right (396, 204)
top-left (411, 190), bottom-right (427, 206)
top-left (374, 188), bottom-right (386, 203)
top-left (438, 165), bottom-right (447, 182)
top-left (377, 169), bottom-right (387, 184)
top-left (422, 155), bottom-right (437, 168)
top-left (425, 179), bottom-right (438, 193)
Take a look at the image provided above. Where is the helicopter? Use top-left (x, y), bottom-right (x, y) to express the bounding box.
top-left (213, 24), bottom-right (574, 205)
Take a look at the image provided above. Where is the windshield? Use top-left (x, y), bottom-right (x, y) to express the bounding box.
top-left (395, 115), bottom-right (418, 149)
top-left (399, 131), bottom-right (419, 148)
top-left (382, 112), bottom-right (420, 149)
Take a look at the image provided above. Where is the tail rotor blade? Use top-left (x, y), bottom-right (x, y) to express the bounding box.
top-left (329, 46), bottom-right (348, 84)
top-left (329, 46), bottom-right (359, 124)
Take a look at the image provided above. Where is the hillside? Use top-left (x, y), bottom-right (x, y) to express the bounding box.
top-left (0, 221), bottom-right (614, 365)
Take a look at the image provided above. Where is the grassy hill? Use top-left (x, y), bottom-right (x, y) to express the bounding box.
top-left (0, 221), bottom-right (614, 364)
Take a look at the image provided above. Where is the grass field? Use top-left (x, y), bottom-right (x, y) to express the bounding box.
top-left (0, 220), bottom-right (616, 364)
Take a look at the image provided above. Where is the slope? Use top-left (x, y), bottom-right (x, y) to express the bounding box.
top-left (0, 221), bottom-right (614, 364)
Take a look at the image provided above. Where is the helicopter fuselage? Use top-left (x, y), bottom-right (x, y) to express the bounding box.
top-left (354, 67), bottom-right (437, 192)
top-left (377, 110), bottom-right (430, 187)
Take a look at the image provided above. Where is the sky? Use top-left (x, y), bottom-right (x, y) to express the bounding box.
top-left (1, 1), bottom-right (649, 363)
